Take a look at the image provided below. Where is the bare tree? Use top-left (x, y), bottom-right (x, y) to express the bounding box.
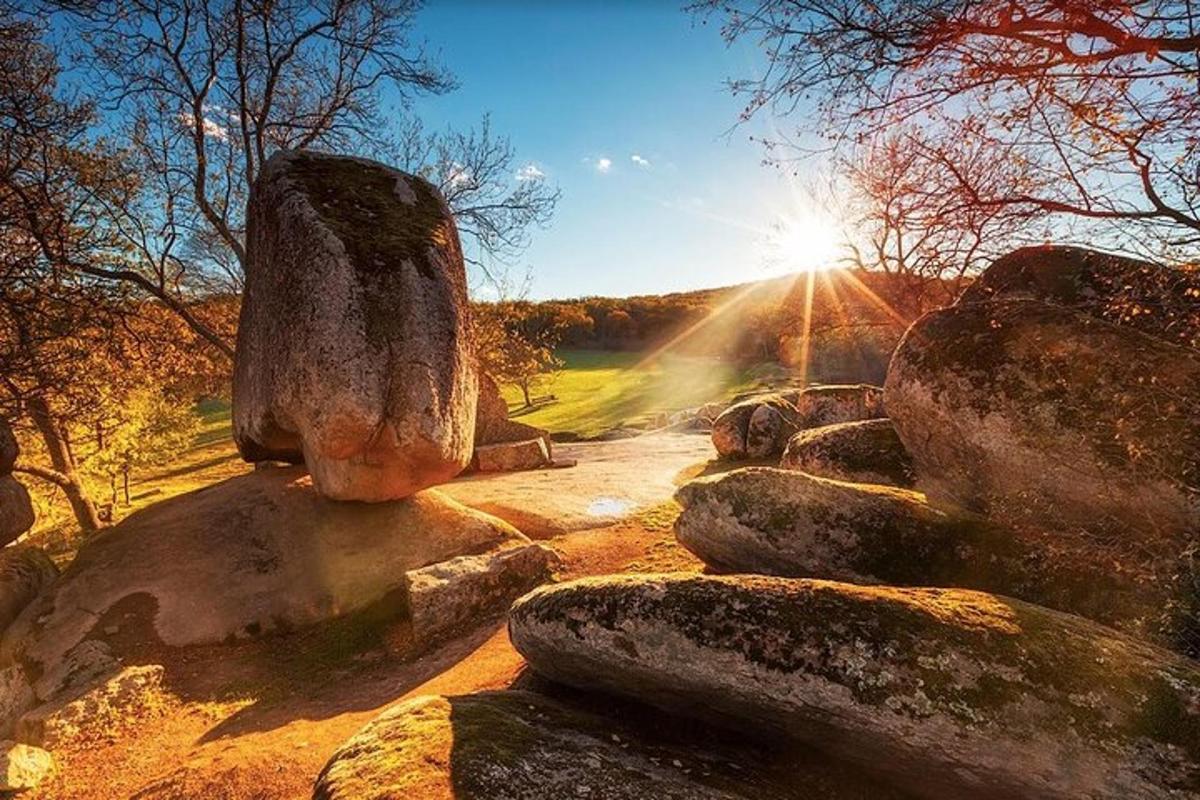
top-left (37, 0), bottom-right (557, 355)
top-left (694, 0), bottom-right (1200, 261)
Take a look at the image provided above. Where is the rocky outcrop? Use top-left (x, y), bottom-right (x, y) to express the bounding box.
top-left (472, 439), bottom-right (551, 473)
top-left (0, 420), bottom-right (16, 475)
top-left (0, 479), bottom-right (33, 548)
top-left (885, 298), bottom-right (1200, 541)
top-left (0, 467), bottom-right (554, 710)
top-left (314, 689), bottom-right (907, 800)
top-left (711, 386), bottom-right (885, 461)
top-left (0, 741), bottom-right (53, 791)
top-left (510, 574), bottom-right (1200, 800)
top-left (474, 373), bottom-right (552, 453)
top-left (0, 547), bottom-right (56, 634)
top-left (673, 468), bottom-right (1182, 643)
top-left (959, 245), bottom-right (1200, 349)
top-left (711, 393), bottom-right (800, 460)
top-left (0, 420), bottom-right (34, 547)
top-left (17, 664), bottom-right (165, 747)
top-left (780, 418), bottom-right (913, 486)
top-left (233, 150), bottom-right (477, 501)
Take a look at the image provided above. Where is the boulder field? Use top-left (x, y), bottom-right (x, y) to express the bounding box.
top-left (509, 574), bottom-right (1200, 800)
top-left (233, 151), bottom-right (478, 501)
top-left (711, 384), bottom-right (884, 460)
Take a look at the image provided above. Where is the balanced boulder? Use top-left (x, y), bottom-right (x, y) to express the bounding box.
top-left (780, 418), bottom-right (913, 486)
top-left (233, 150), bottom-right (477, 501)
top-left (959, 244), bottom-right (1200, 349)
top-left (314, 690), bottom-right (905, 800)
top-left (885, 298), bottom-right (1200, 541)
top-left (510, 574), bottom-right (1200, 800)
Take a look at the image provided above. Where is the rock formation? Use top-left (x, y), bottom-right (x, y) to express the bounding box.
top-left (0, 467), bottom-right (554, 717)
top-left (0, 420), bottom-right (34, 547)
top-left (958, 244), bottom-right (1200, 349)
top-left (885, 297), bottom-right (1200, 540)
top-left (510, 574), bottom-right (1200, 800)
top-left (233, 151), bottom-right (478, 501)
top-left (780, 418), bottom-right (913, 486)
top-left (0, 548), bottom-right (56, 635)
top-left (711, 385), bottom-right (884, 460)
top-left (314, 690), bottom-right (908, 800)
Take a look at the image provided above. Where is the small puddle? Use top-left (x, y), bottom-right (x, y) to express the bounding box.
top-left (586, 497), bottom-right (635, 517)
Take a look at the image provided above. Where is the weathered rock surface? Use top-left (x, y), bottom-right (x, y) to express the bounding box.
top-left (780, 419), bottom-right (913, 486)
top-left (0, 740), bottom-right (53, 791)
top-left (0, 478), bottom-right (34, 547)
top-left (959, 244), bottom-right (1200, 349)
top-left (885, 298), bottom-right (1200, 541)
top-left (472, 439), bottom-right (551, 473)
top-left (17, 664), bottom-right (165, 747)
top-left (474, 373), bottom-right (552, 452)
top-left (673, 468), bottom-right (1182, 644)
top-left (712, 386), bottom-right (885, 460)
top-left (791, 384), bottom-right (885, 429)
top-left (234, 150), bottom-right (477, 501)
top-left (711, 394), bottom-right (800, 460)
top-left (0, 419), bottom-right (16, 475)
top-left (0, 547), bottom-right (56, 636)
top-left (510, 574), bottom-right (1200, 800)
top-left (314, 689), bottom-right (907, 800)
top-left (0, 467), bottom-right (553, 705)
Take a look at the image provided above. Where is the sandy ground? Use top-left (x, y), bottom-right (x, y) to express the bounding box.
top-left (27, 432), bottom-right (716, 799)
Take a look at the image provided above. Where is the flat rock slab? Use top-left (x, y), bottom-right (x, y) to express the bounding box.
top-left (1, 467), bottom-right (552, 705)
top-left (441, 432), bottom-right (714, 538)
top-left (314, 689), bottom-right (909, 800)
top-left (472, 438), bottom-right (551, 472)
top-left (510, 574), bottom-right (1200, 800)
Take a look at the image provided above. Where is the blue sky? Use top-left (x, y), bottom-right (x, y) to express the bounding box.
top-left (408, 2), bottom-right (832, 300)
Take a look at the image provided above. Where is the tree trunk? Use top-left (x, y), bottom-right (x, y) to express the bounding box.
top-left (521, 382), bottom-right (532, 408)
top-left (123, 469), bottom-right (130, 506)
top-left (26, 396), bottom-right (103, 533)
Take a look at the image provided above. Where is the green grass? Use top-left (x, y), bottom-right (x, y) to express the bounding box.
top-left (502, 349), bottom-right (763, 438)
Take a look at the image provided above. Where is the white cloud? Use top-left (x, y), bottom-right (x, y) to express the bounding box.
top-left (515, 163), bottom-right (545, 181)
top-left (178, 112), bottom-right (229, 141)
top-left (595, 157), bottom-right (612, 173)
top-left (445, 162), bottom-right (473, 188)
top-left (631, 154), bottom-right (650, 167)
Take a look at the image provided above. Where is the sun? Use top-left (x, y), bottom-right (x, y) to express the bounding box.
top-left (759, 211), bottom-right (844, 275)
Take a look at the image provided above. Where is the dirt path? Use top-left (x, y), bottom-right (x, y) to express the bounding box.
top-left (28, 433), bottom-right (714, 799)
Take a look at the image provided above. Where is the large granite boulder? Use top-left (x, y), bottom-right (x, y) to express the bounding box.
top-left (0, 547), bottom-right (56, 635)
top-left (885, 298), bottom-right (1200, 542)
top-left (0, 467), bottom-right (553, 708)
top-left (673, 468), bottom-right (1181, 646)
top-left (780, 418), bottom-right (913, 486)
top-left (959, 245), bottom-right (1200, 349)
top-left (234, 150), bottom-right (477, 501)
top-left (314, 690), bottom-right (906, 800)
top-left (0, 479), bottom-right (33, 547)
top-left (510, 574), bottom-right (1200, 800)
top-left (712, 386), bottom-right (884, 460)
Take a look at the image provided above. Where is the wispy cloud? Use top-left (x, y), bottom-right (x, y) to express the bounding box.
top-left (445, 162), bottom-right (473, 188)
top-left (631, 154), bottom-right (650, 167)
top-left (515, 163), bottom-right (545, 181)
top-left (595, 157), bottom-right (613, 174)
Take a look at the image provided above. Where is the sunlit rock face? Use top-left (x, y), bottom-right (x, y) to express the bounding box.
top-left (0, 467), bottom-right (553, 710)
top-left (510, 574), bottom-right (1200, 800)
top-left (959, 244), bottom-right (1200, 350)
top-left (886, 298), bottom-right (1200, 544)
top-left (780, 417), bottom-right (913, 487)
top-left (233, 150), bottom-right (477, 501)
top-left (711, 385), bottom-right (884, 460)
top-left (673, 467), bottom-right (1196, 651)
